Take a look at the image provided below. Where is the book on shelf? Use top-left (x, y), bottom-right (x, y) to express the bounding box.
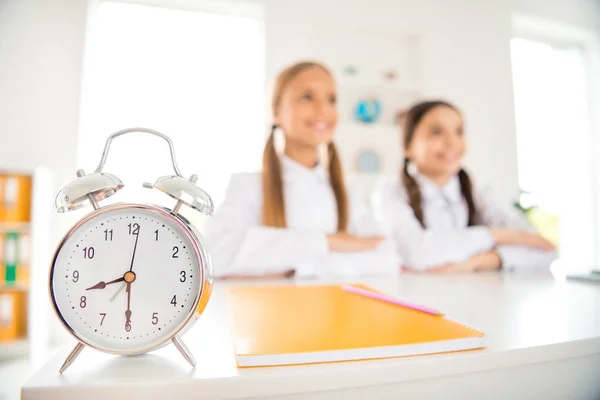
top-left (0, 291), bottom-right (27, 342)
top-left (0, 175), bottom-right (32, 223)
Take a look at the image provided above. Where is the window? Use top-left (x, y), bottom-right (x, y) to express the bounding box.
top-left (78, 1), bottom-right (265, 217)
top-left (510, 37), bottom-right (594, 265)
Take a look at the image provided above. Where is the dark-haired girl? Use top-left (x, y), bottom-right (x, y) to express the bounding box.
top-left (376, 100), bottom-right (556, 272)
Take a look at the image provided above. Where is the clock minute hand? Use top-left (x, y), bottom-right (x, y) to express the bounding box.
top-left (124, 227), bottom-right (139, 331)
top-left (129, 228), bottom-right (140, 272)
top-left (85, 276), bottom-right (125, 291)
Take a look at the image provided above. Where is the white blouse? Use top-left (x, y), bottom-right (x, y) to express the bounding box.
top-left (374, 173), bottom-right (557, 271)
top-left (205, 156), bottom-right (399, 278)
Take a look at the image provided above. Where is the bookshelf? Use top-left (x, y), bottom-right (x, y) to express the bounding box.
top-left (0, 172), bottom-right (33, 359)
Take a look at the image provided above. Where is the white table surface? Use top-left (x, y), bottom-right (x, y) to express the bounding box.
top-left (22, 271), bottom-right (600, 399)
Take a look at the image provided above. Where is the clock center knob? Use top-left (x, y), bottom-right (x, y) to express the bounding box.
top-left (124, 271), bottom-right (136, 283)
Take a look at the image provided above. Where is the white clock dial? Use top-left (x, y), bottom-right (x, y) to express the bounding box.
top-left (50, 204), bottom-right (203, 353)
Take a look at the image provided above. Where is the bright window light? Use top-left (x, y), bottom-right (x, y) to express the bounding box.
top-left (510, 37), bottom-right (594, 265)
top-left (78, 1), bottom-right (264, 210)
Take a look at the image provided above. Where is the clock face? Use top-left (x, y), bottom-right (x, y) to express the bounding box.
top-left (50, 204), bottom-right (204, 354)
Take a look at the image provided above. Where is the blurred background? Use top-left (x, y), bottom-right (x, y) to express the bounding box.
top-left (0, 0), bottom-right (599, 397)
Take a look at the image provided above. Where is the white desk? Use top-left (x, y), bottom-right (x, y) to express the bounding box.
top-left (22, 272), bottom-right (600, 399)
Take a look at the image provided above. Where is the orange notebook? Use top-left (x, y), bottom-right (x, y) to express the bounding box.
top-left (226, 284), bottom-right (485, 367)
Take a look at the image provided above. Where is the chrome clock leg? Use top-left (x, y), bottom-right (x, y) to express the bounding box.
top-left (172, 334), bottom-right (196, 367)
top-left (59, 342), bottom-right (85, 374)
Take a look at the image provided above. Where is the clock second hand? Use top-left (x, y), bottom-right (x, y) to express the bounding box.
top-left (110, 283), bottom-right (126, 301)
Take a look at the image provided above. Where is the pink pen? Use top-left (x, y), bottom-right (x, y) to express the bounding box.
top-left (341, 285), bottom-right (444, 316)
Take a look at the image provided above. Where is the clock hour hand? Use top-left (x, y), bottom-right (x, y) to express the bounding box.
top-left (85, 276), bottom-right (125, 291)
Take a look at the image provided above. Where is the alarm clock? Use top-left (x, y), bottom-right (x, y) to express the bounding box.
top-left (49, 128), bottom-right (214, 374)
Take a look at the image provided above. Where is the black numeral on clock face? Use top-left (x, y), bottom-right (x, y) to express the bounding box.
top-left (104, 229), bottom-right (113, 241)
top-left (83, 247), bottom-right (95, 259)
top-left (128, 223), bottom-right (140, 235)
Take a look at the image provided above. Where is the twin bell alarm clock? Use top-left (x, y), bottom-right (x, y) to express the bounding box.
top-left (49, 128), bottom-right (214, 373)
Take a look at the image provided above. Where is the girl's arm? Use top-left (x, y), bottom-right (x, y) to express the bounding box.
top-left (476, 187), bottom-right (557, 270)
top-left (205, 174), bottom-right (329, 278)
top-left (376, 178), bottom-right (495, 271)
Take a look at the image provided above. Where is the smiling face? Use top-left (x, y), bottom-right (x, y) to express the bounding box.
top-left (274, 66), bottom-right (338, 149)
top-left (405, 105), bottom-right (466, 179)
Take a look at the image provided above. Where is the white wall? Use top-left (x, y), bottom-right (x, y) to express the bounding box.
top-left (0, 0), bottom-right (88, 178)
top-left (261, 0), bottom-right (600, 205)
top-left (515, 0), bottom-right (600, 33)
top-left (0, 0), bottom-right (90, 350)
top-left (265, 0), bottom-right (516, 201)
top-left (1, 0), bottom-right (598, 204)
top-left (0, 0), bottom-right (90, 254)
top-left (0, 0), bottom-right (598, 218)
